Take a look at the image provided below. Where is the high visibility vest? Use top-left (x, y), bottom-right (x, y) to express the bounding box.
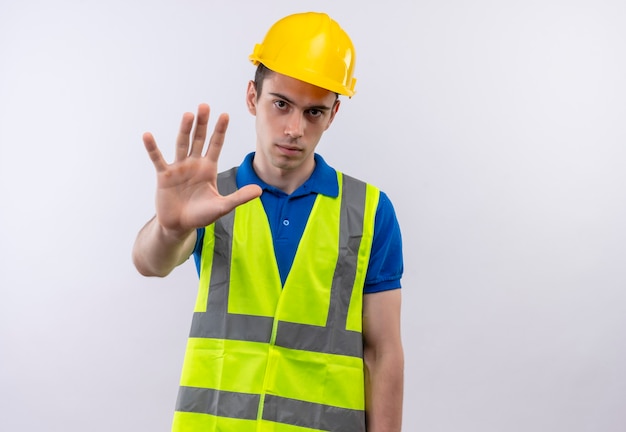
top-left (172, 168), bottom-right (380, 432)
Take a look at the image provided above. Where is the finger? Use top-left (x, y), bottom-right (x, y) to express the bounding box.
top-left (189, 103), bottom-right (210, 157)
top-left (175, 112), bottom-right (195, 162)
top-left (205, 113), bottom-right (230, 163)
top-left (225, 184), bottom-right (263, 208)
top-left (205, 185), bottom-right (262, 225)
top-left (143, 132), bottom-right (168, 172)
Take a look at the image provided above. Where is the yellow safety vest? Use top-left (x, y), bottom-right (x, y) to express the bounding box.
top-left (172, 168), bottom-right (380, 432)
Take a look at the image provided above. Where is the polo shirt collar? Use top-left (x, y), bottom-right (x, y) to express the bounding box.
top-left (236, 152), bottom-right (338, 198)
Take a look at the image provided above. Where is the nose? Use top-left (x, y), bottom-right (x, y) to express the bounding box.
top-left (284, 111), bottom-right (304, 139)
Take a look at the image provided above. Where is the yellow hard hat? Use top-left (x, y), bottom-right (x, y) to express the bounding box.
top-left (249, 12), bottom-right (357, 97)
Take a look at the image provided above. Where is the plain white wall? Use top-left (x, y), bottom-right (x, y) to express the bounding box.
top-left (1, 0), bottom-right (625, 431)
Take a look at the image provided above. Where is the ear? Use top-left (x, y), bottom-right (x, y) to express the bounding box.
top-left (324, 99), bottom-right (341, 130)
top-left (246, 81), bottom-right (257, 115)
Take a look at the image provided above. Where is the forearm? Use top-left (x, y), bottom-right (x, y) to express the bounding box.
top-left (364, 344), bottom-right (404, 431)
top-left (132, 215), bottom-right (196, 277)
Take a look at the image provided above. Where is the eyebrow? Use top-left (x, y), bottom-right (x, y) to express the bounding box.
top-left (268, 92), bottom-right (333, 111)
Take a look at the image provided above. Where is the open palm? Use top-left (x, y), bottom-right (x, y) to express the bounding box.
top-left (143, 104), bottom-right (261, 235)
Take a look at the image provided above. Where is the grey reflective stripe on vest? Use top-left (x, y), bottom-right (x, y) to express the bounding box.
top-left (189, 168), bottom-right (274, 342)
top-left (176, 388), bottom-right (365, 431)
top-left (274, 173), bottom-right (366, 358)
top-left (263, 395), bottom-right (366, 432)
top-left (176, 386), bottom-right (259, 420)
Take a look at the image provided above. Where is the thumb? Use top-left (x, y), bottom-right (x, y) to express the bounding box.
top-left (227, 184), bottom-right (263, 208)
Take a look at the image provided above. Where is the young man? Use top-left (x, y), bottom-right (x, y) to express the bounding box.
top-left (133, 12), bottom-right (404, 432)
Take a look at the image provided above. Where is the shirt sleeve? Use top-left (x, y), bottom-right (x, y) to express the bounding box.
top-left (364, 191), bottom-right (404, 294)
top-left (192, 227), bottom-right (205, 277)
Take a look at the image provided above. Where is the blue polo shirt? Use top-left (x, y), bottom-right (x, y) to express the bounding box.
top-left (193, 152), bottom-right (403, 294)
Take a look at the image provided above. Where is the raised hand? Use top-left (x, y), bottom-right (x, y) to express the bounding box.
top-left (143, 103), bottom-right (262, 236)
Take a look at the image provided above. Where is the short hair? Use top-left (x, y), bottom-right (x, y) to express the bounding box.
top-left (253, 63), bottom-right (273, 100)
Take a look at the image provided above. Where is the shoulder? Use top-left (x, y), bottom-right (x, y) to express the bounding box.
top-left (337, 171), bottom-right (397, 217)
top-left (375, 191), bottom-right (399, 221)
top-left (365, 187), bottom-right (404, 293)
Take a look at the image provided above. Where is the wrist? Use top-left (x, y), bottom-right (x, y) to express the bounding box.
top-left (156, 222), bottom-right (194, 245)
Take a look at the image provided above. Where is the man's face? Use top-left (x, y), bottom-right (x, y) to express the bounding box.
top-left (246, 72), bottom-right (340, 179)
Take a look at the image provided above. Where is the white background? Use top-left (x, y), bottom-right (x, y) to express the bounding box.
top-left (1, 0), bottom-right (625, 431)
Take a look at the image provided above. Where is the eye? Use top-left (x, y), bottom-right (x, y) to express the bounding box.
top-left (307, 109), bottom-right (323, 118)
top-left (274, 100), bottom-right (288, 110)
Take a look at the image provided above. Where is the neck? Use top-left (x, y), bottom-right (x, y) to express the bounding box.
top-left (252, 156), bottom-right (315, 195)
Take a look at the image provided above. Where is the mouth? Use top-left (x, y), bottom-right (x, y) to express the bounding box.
top-left (276, 143), bottom-right (303, 156)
